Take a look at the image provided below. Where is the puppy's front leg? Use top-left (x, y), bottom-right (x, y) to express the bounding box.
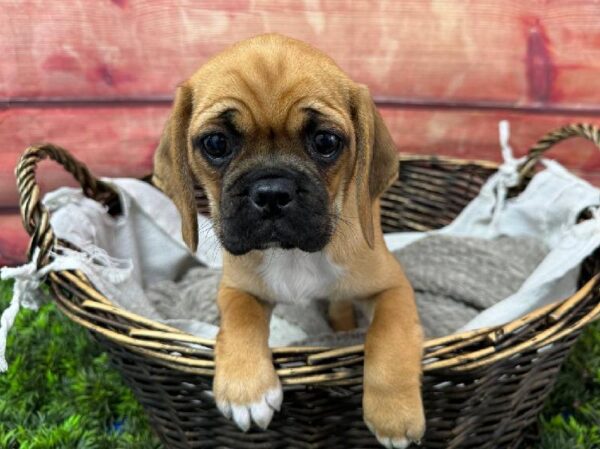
top-left (214, 285), bottom-right (282, 431)
top-left (363, 285), bottom-right (425, 449)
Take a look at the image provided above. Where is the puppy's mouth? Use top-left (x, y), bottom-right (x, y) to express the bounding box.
top-left (218, 167), bottom-right (333, 255)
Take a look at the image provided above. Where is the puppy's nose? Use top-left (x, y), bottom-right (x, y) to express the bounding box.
top-left (249, 177), bottom-right (296, 216)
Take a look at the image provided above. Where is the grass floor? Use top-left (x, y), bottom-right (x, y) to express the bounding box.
top-left (0, 279), bottom-right (598, 449)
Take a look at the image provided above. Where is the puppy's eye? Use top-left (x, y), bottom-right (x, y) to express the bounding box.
top-left (313, 131), bottom-right (342, 159)
top-left (201, 133), bottom-right (230, 159)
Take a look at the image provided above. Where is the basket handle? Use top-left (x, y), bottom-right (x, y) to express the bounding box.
top-left (518, 123), bottom-right (600, 178)
top-left (16, 143), bottom-right (119, 268)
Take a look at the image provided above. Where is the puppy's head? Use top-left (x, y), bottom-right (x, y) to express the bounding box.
top-left (154, 34), bottom-right (398, 256)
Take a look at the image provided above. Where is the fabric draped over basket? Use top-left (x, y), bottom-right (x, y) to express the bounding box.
top-left (2, 122), bottom-right (600, 370)
top-left (1, 122), bottom-right (600, 449)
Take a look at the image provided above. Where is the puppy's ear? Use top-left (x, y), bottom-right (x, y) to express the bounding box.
top-left (351, 84), bottom-right (399, 248)
top-left (153, 84), bottom-right (199, 252)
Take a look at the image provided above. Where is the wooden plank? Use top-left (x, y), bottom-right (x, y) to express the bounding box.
top-left (0, 213), bottom-right (28, 267)
top-left (2, 105), bottom-right (600, 210)
top-left (0, 105), bottom-right (170, 207)
top-left (384, 109), bottom-right (600, 179)
top-left (2, 1), bottom-right (600, 109)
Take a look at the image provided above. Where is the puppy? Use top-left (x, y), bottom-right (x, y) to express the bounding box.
top-left (153, 34), bottom-right (425, 449)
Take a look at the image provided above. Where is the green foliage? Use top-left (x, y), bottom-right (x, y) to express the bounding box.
top-left (0, 279), bottom-right (598, 448)
top-left (525, 321), bottom-right (600, 449)
top-left (0, 280), bottom-right (161, 449)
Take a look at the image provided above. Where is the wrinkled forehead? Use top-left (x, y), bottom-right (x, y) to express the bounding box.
top-left (186, 42), bottom-right (354, 133)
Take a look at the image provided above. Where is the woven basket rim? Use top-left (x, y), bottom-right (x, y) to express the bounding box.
top-left (14, 123), bottom-right (600, 382)
top-left (46, 267), bottom-right (600, 375)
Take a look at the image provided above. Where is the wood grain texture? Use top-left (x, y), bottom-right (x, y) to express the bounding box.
top-left (0, 106), bottom-right (170, 206)
top-left (2, 0), bottom-right (600, 110)
top-left (3, 106), bottom-right (600, 206)
top-left (2, 104), bottom-right (600, 231)
top-left (3, 103), bottom-right (600, 266)
top-left (385, 110), bottom-right (600, 182)
top-left (0, 213), bottom-right (27, 266)
top-left (3, 0), bottom-right (600, 264)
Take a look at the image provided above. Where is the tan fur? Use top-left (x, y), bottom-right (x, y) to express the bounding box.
top-left (214, 286), bottom-right (279, 405)
top-left (328, 300), bottom-right (357, 332)
top-left (152, 85), bottom-right (198, 251)
top-left (153, 34), bottom-right (424, 444)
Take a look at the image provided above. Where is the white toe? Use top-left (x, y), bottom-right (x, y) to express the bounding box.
top-left (366, 419), bottom-right (414, 449)
top-left (250, 397), bottom-right (274, 430)
top-left (376, 435), bottom-right (393, 449)
top-left (216, 400), bottom-right (232, 419)
top-left (231, 404), bottom-right (251, 432)
top-left (375, 434), bottom-right (412, 449)
top-left (391, 437), bottom-right (410, 449)
top-left (218, 383), bottom-right (283, 431)
top-left (265, 384), bottom-right (283, 411)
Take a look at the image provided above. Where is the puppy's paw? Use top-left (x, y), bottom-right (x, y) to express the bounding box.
top-left (363, 385), bottom-right (425, 449)
top-left (216, 382), bottom-right (282, 431)
top-left (214, 358), bottom-right (282, 431)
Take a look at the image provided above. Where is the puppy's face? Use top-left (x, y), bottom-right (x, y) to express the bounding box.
top-left (188, 55), bottom-right (349, 254)
top-left (154, 34), bottom-right (398, 256)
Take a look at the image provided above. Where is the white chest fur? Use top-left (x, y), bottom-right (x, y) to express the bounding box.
top-left (258, 249), bottom-right (344, 304)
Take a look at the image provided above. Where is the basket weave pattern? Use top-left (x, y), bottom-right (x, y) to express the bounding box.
top-left (15, 124), bottom-right (600, 449)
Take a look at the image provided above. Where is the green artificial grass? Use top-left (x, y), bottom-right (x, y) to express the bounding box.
top-left (527, 321), bottom-right (600, 449)
top-left (0, 280), bottom-right (161, 449)
top-left (0, 279), bottom-right (598, 449)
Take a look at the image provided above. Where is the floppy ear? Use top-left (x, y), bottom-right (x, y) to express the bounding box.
top-left (351, 84), bottom-right (399, 248)
top-left (153, 84), bottom-right (199, 252)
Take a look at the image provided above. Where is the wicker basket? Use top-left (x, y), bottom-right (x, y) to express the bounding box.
top-left (15, 124), bottom-right (600, 449)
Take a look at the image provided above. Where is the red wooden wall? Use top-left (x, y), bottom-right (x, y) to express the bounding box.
top-left (2, 1), bottom-right (600, 265)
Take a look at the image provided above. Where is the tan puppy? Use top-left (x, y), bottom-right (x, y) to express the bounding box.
top-left (153, 34), bottom-right (425, 449)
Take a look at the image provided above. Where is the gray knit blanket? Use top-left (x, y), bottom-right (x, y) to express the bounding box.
top-left (132, 235), bottom-right (547, 346)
